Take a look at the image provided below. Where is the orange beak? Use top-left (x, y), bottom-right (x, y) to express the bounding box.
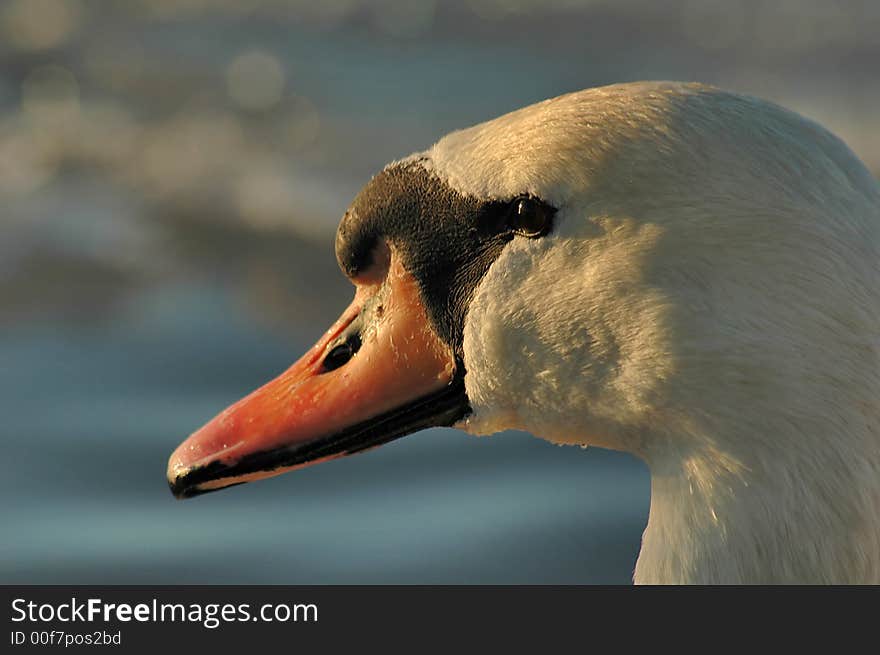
top-left (167, 252), bottom-right (467, 498)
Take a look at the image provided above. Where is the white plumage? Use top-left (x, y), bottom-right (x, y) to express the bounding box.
top-left (422, 82), bottom-right (880, 583)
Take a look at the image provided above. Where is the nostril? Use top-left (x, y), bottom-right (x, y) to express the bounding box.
top-left (323, 344), bottom-right (352, 372)
top-left (322, 334), bottom-right (362, 372)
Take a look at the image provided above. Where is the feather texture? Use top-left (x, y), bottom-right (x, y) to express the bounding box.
top-left (416, 82), bottom-right (880, 583)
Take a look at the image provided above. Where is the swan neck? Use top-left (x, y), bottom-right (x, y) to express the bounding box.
top-left (634, 439), bottom-right (880, 584)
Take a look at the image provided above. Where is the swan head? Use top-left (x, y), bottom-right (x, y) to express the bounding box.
top-left (447, 82), bottom-right (879, 468)
top-left (168, 82), bottom-right (880, 505)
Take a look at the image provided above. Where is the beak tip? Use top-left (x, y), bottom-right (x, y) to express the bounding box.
top-left (167, 453), bottom-right (198, 499)
top-left (167, 470), bottom-right (192, 500)
top-left (166, 457), bottom-right (249, 499)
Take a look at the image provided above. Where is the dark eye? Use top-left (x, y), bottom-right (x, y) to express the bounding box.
top-left (507, 196), bottom-right (554, 237)
top-left (322, 333), bottom-right (362, 372)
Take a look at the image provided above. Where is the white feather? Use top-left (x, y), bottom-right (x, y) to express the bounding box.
top-left (414, 82), bottom-right (879, 583)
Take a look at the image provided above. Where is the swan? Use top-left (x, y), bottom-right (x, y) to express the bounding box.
top-left (167, 82), bottom-right (880, 584)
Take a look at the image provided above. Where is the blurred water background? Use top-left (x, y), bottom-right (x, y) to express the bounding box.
top-left (2, 0), bottom-right (878, 584)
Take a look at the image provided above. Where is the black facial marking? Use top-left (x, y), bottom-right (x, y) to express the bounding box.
top-left (335, 161), bottom-right (555, 356)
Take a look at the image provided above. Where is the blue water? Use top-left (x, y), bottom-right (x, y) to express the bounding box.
top-left (0, 283), bottom-right (649, 584)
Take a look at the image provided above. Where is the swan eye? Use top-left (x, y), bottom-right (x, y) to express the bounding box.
top-left (507, 197), bottom-right (554, 237)
top-left (322, 334), bottom-right (362, 372)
